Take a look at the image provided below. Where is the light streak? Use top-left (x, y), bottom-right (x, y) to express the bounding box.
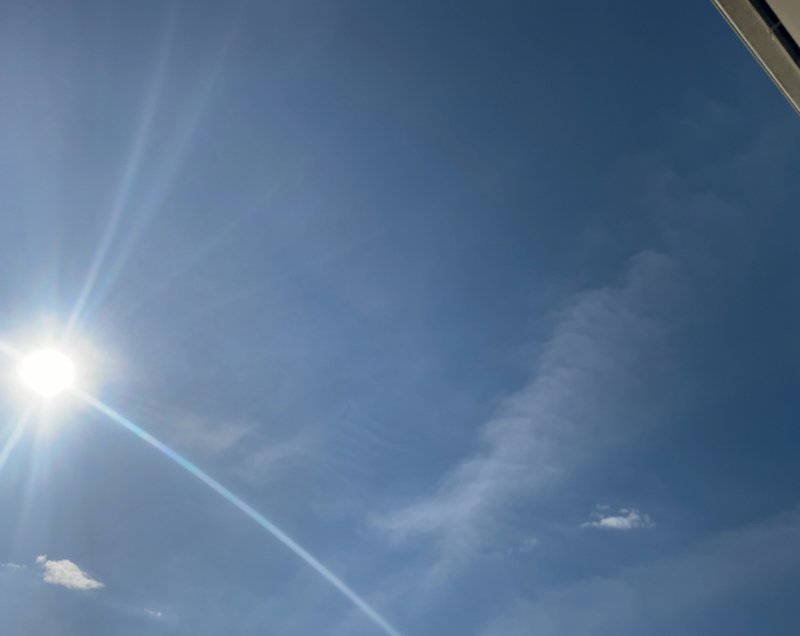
top-left (0, 409), bottom-right (32, 473)
top-left (65, 4), bottom-right (177, 335)
top-left (76, 390), bottom-right (402, 636)
top-left (0, 342), bottom-right (29, 473)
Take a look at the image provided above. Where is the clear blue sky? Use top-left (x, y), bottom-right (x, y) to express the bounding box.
top-left (1, 1), bottom-right (799, 635)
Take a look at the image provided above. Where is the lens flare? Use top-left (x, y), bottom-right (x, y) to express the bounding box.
top-left (76, 391), bottom-right (402, 636)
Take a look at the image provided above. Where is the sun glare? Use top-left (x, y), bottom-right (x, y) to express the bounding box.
top-left (19, 349), bottom-right (76, 398)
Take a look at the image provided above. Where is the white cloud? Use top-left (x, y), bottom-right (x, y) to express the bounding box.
top-left (35, 555), bottom-right (104, 591)
top-left (372, 251), bottom-right (677, 576)
top-left (360, 106), bottom-right (799, 633)
top-left (144, 608), bottom-right (164, 619)
top-left (581, 507), bottom-right (654, 530)
top-left (1, 562), bottom-right (25, 570)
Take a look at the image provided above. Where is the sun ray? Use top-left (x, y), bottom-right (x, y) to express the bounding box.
top-left (0, 408), bottom-right (34, 473)
top-left (65, 3), bottom-right (178, 335)
top-left (85, 2), bottom-right (247, 315)
top-left (76, 391), bottom-right (402, 636)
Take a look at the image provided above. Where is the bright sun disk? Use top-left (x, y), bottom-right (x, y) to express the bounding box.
top-left (19, 349), bottom-right (76, 398)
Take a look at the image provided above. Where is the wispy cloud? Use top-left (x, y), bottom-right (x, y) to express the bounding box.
top-left (372, 250), bottom-right (677, 576)
top-left (231, 433), bottom-right (313, 484)
top-left (516, 535), bottom-right (539, 553)
top-left (158, 409), bottom-right (313, 483)
top-left (35, 555), bottom-right (104, 591)
top-left (0, 562), bottom-right (25, 571)
top-left (362, 104), bottom-right (798, 635)
top-left (143, 608), bottom-right (164, 620)
top-left (581, 506), bottom-right (654, 530)
top-left (165, 413), bottom-right (249, 454)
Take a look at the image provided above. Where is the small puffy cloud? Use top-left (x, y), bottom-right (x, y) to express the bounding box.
top-left (35, 555), bottom-right (104, 591)
top-left (582, 507), bottom-right (654, 531)
top-left (144, 609), bottom-right (164, 619)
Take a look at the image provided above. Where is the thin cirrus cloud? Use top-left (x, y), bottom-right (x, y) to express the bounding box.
top-left (165, 412), bottom-right (249, 454)
top-left (581, 507), bottom-right (655, 531)
top-left (1, 562), bottom-right (25, 571)
top-left (35, 555), bottom-right (104, 591)
top-left (155, 408), bottom-right (313, 484)
top-left (372, 249), bottom-right (678, 575)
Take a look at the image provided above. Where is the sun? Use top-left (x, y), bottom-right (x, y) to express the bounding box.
top-left (19, 349), bottom-right (76, 398)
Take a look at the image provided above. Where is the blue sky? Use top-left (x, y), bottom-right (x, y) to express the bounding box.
top-left (1, 1), bottom-right (800, 634)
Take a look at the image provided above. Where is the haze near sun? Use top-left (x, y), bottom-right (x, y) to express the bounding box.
top-left (19, 349), bottom-right (76, 398)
